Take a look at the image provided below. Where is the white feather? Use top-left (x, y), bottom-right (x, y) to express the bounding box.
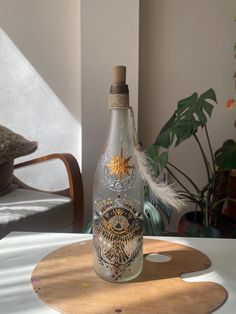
top-left (133, 146), bottom-right (184, 210)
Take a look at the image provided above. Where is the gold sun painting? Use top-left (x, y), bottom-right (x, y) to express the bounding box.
top-left (107, 148), bottom-right (133, 180)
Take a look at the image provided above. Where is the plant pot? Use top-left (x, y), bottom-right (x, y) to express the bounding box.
top-left (215, 216), bottom-right (236, 238)
top-left (178, 211), bottom-right (236, 238)
top-left (222, 170), bottom-right (236, 221)
top-left (178, 211), bottom-right (204, 237)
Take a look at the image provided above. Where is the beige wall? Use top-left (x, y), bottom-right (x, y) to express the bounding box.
top-left (0, 0), bottom-right (81, 123)
top-left (139, 0), bottom-right (236, 230)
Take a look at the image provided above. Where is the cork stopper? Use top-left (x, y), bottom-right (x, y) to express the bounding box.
top-left (109, 65), bottom-right (129, 108)
top-left (112, 66), bottom-right (126, 84)
top-left (110, 65), bottom-right (129, 95)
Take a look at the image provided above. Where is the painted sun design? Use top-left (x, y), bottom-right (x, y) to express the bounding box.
top-left (107, 148), bottom-right (133, 179)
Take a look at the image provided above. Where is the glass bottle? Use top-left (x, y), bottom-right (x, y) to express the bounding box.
top-left (93, 66), bottom-right (143, 282)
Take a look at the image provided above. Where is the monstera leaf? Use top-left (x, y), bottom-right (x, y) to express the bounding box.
top-left (155, 89), bottom-right (217, 148)
top-left (215, 139), bottom-right (236, 170)
top-left (82, 218), bottom-right (93, 233)
top-left (143, 200), bottom-right (164, 236)
top-left (146, 143), bottom-right (168, 176)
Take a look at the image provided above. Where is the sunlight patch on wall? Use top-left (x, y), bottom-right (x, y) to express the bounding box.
top-left (0, 29), bottom-right (81, 191)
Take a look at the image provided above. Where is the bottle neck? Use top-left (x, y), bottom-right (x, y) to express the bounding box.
top-left (107, 108), bottom-right (132, 150)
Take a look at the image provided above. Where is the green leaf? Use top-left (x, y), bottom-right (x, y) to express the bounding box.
top-left (143, 211), bottom-right (154, 235)
top-left (199, 88), bottom-right (217, 104)
top-left (155, 89), bottom-right (217, 149)
top-left (82, 219), bottom-right (93, 234)
top-left (215, 139), bottom-right (236, 170)
top-left (146, 144), bottom-right (169, 175)
top-left (158, 152), bottom-right (169, 169)
top-left (146, 144), bottom-right (159, 162)
top-left (177, 92), bottom-right (198, 115)
top-left (155, 113), bottom-right (177, 148)
top-left (159, 113), bottom-right (177, 136)
top-left (154, 199), bottom-right (172, 223)
top-left (144, 201), bottom-right (164, 235)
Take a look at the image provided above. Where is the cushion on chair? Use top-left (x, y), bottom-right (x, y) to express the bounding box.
top-left (0, 188), bottom-right (73, 238)
top-left (0, 125), bottom-right (38, 199)
top-left (0, 124), bottom-right (37, 164)
top-left (0, 161), bottom-right (17, 196)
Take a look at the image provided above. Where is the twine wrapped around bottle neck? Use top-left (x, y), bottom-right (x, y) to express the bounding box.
top-left (128, 104), bottom-right (139, 147)
top-left (108, 94), bottom-right (129, 109)
top-left (108, 93), bottom-right (139, 147)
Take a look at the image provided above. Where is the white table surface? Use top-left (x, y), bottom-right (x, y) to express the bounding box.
top-left (0, 232), bottom-right (235, 314)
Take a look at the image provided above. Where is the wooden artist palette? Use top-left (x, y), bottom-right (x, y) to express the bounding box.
top-left (31, 239), bottom-right (227, 314)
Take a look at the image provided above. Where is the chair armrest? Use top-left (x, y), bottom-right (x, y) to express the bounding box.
top-left (14, 153), bottom-right (84, 232)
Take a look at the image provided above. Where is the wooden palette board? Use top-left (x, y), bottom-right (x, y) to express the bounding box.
top-left (31, 239), bottom-right (227, 314)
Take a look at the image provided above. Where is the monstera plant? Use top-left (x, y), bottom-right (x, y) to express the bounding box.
top-left (147, 88), bottom-right (236, 237)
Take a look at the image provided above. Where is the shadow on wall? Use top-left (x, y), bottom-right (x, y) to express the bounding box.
top-left (0, 29), bottom-right (81, 191)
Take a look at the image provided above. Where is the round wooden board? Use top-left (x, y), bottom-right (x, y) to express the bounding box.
top-left (31, 239), bottom-right (227, 314)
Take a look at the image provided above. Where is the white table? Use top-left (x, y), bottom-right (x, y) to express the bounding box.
top-left (0, 232), bottom-right (235, 314)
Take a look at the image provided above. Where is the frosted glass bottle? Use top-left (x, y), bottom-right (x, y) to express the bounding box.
top-left (93, 66), bottom-right (143, 282)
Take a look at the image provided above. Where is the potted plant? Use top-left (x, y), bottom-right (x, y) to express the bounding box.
top-left (147, 88), bottom-right (236, 237)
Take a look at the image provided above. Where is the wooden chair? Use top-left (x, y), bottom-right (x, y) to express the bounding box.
top-left (0, 153), bottom-right (84, 238)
